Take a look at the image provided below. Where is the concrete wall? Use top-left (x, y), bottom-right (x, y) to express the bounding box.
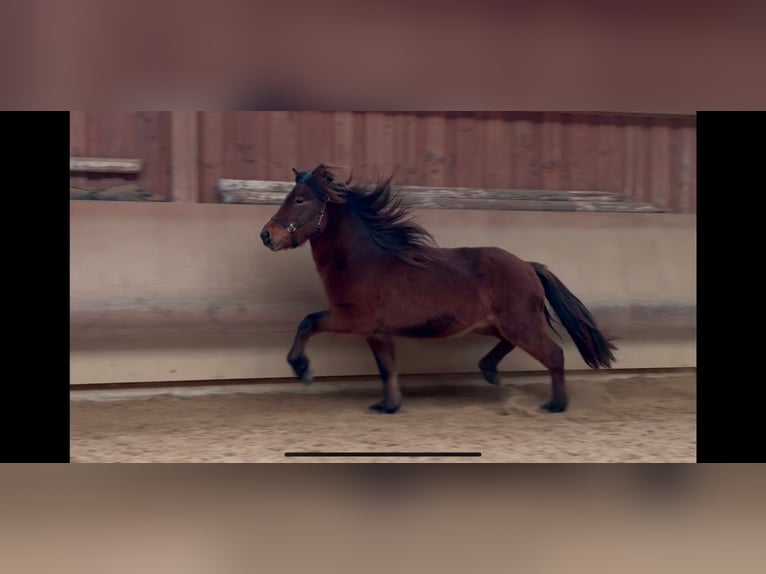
top-left (70, 201), bottom-right (696, 385)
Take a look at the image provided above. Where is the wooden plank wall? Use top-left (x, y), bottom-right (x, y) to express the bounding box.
top-left (69, 112), bottom-right (172, 201)
top-left (69, 112), bottom-right (696, 212)
top-left (198, 112), bottom-right (696, 212)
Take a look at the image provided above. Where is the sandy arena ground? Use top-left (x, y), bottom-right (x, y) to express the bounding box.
top-left (70, 371), bottom-right (695, 462)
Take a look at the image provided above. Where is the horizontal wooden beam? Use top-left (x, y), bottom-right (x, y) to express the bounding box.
top-left (70, 184), bottom-right (165, 202)
top-left (70, 157), bottom-right (143, 174)
top-left (218, 179), bottom-right (665, 213)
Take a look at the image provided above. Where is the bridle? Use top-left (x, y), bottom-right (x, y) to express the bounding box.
top-left (269, 194), bottom-right (329, 249)
top-left (269, 168), bottom-right (349, 248)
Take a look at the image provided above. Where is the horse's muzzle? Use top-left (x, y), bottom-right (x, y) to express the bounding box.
top-left (260, 226), bottom-right (284, 251)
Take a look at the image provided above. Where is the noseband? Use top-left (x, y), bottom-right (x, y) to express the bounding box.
top-left (269, 196), bottom-right (329, 248)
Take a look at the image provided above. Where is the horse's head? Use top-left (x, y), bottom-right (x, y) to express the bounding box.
top-left (260, 164), bottom-right (348, 251)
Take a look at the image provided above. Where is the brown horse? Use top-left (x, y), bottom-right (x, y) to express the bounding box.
top-left (260, 164), bottom-right (617, 414)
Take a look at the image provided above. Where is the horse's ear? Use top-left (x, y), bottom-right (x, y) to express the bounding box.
top-left (292, 168), bottom-right (299, 179)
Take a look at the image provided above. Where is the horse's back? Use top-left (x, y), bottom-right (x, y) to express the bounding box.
top-left (439, 245), bottom-right (543, 301)
top-left (440, 245), bottom-right (535, 277)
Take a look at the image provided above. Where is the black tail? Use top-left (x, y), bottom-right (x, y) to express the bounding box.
top-left (530, 262), bottom-right (617, 369)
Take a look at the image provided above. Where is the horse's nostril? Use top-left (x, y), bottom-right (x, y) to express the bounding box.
top-left (261, 229), bottom-right (271, 243)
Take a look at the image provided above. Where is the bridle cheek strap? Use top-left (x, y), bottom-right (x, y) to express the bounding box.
top-left (270, 198), bottom-right (328, 248)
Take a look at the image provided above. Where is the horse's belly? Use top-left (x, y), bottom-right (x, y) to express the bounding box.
top-left (390, 314), bottom-right (495, 339)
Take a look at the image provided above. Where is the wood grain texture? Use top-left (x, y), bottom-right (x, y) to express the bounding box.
top-left (170, 111), bottom-right (199, 202)
top-left (218, 178), bottom-right (664, 212)
top-left (70, 157), bottom-right (143, 173)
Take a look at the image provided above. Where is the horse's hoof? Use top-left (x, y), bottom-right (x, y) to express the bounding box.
top-left (288, 354), bottom-right (311, 382)
top-left (540, 400), bottom-right (568, 413)
top-left (369, 401), bottom-right (401, 414)
top-left (481, 369), bottom-right (500, 385)
top-left (301, 370), bottom-right (314, 385)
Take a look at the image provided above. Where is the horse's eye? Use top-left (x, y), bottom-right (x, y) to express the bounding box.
top-left (295, 197), bottom-right (305, 205)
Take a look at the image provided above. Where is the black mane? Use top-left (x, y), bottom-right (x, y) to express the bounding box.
top-left (306, 165), bottom-right (441, 266)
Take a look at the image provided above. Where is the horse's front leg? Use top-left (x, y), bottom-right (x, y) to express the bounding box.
top-left (286, 310), bottom-right (341, 384)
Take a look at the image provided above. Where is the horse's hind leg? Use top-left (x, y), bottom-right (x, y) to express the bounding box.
top-left (533, 338), bottom-right (567, 412)
top-left (366, 335), bottom-right (401, 414)
top-left (497, 323), bottom-right (567, 412)
top-left (479, 340), bottom-right (515, 385)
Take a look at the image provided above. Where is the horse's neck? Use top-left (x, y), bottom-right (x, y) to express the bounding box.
top-left (309, 210), bottom-right (367, 270)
